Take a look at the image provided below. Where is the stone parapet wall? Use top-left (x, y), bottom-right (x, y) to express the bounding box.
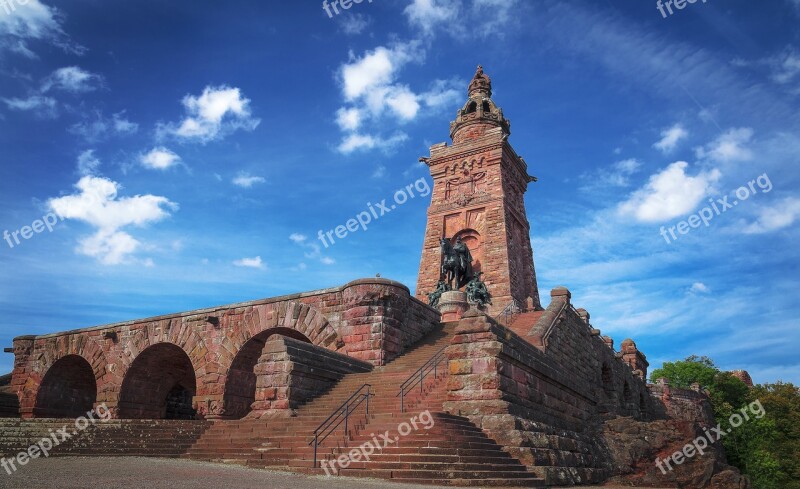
top-left (10, 278), bottom-right (439, 419)
top-left (249, 336), bottom-right (372, 418)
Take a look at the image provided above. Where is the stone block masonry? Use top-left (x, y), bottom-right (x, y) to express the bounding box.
top-left (9, 278), bottom-right (439, 420)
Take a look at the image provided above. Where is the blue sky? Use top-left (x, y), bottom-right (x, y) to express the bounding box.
top-left (0, 0), bottom-right (798, 384)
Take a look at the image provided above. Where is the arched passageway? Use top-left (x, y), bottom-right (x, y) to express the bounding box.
top-left (34, 355), bottom-right (97, 418)
top-left (223, 327), bottom-right (311, 419)
top-left (118, 343), bottom-right (197, 419)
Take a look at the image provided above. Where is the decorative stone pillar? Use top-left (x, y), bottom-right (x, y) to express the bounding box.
top-left (438, 290), bottom-right (469, 322)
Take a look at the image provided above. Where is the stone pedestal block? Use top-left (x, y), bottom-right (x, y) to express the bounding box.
top-left (438, 291), bottom-right (469, 321)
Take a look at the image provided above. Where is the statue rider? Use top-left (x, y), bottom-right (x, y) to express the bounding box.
top-left (452, 237), bottom-right (473, 286)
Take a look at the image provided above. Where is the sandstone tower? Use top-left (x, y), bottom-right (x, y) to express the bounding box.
top-left (416, 66), bottom-right (541, 314)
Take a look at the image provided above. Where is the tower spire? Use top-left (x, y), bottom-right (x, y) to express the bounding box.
top-left (449, 65), bottom-right (510, 143)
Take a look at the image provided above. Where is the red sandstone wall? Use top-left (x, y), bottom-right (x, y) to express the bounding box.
top-left (10, 278), bottom-right (440, 419)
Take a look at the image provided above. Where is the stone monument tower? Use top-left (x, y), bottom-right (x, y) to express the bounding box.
top-left (416, 66), bottom-right (541, 315)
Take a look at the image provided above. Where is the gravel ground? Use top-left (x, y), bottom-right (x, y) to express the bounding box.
top-left (0, 456), bottom-right (671, 489)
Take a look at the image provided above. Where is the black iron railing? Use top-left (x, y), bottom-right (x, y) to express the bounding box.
top-left (396, 346), bottom-right (448, 413)
top-left (496, 299), bottom-right (524, 326)
top-left (309, 384), bottom-right (371, 468)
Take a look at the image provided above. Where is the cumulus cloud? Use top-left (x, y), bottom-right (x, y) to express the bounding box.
top-left (41, 66), bottom-right (102, 93)
top-left (338, 132), bottom-right (409, 154)
top-left (619, 161), bottom-right (721, 223)
top-left (159, 85), bottom-right (260, 143)
top-left (0, 0), bottom-right (84, 56)
top-left (77, 149), bottom-right (101, 176)
top-left (232, 172), bottom-right (266, 188)
top-left (653, 124), bottom-right (688, 153)
top-left (48, 170), bottom-right (177, 265)
top-left (140, 147), bottom-right (181, 170)
top-left (695, 128), bottom-right (754, 163)
top-left (404, 0), bottom-right (460, 35)
top-left (742, 197), bottom-right (800, 234)
top-left (233, 256), bottom-right (265, 269)
top-left (690, 282), bottom-right (711, 294)
top-left (334, 42), bottom-right (459, 154)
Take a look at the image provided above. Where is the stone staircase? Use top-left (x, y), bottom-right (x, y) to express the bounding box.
top-left (184, 322), bottom-right (545, 486)
top-left (0, 418), bottom-right (209, 458)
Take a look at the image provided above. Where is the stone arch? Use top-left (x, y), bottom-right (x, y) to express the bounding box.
top-left (223, 327), bottom-right (312, 419)
top-left (34, 355), bottom-right (97, 418)
top-left (23, 335), bottom-right (107, 418)
top-left (215, 302), bottom-right (344, 418)
top-left (112, 319), bottom-right (209, 397)
top-left (118, 343), bottom-right (197, 419)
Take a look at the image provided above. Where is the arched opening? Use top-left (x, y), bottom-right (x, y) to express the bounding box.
top-left (452, 229), bottom-right (482, 276)
top-left (118, 343), bottom-right (197, 419)
top-left (482, 100), bottom-right (490, 112)
top-left (466, 101), bottom-right (477, 114)
top-left (623, 381), bottom-right (633, 414)
top-left (223, 328), bottom-right (312, 419)
top-left (34, 355), bottom-right (97, 418)
top-left (601, 363), bottom-right (613, 390)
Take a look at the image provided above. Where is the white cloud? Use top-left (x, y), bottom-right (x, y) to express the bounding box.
top-left (695, 128), bottom-right (754, 164)
top-left (290, 233), bottom-right (335, 266)
top-left (338, 132), bottom-right (409, 154)
top-left (339, 13), bottom-right (370, 35)
top-left (336, 107), bottom-right (362, 131)
top-left (233, 256), bottom-right (265, 269)
top-left (69, 111), bottom-right (138, 142)
top-left (742, 197), bottom-right (800, 234)
top-left (372, 165), bottom-right (387, 179)
top-left (0, 0), bottom-right (83, 56)
top-left (140, 147), bottom-right (181, 170)
top-left (653, 124), bottom-right (688, 153)
top-left (690, 282), bottom-right (711, 294)
top-left (232, 172), bottom-right (266, 188)
top-left (41, 67), bottom-right (102, 93)
top-left (159, 85), bottom-right (260, 143)
top-left (2, 95), bottom-right (57, 117)
top-left (77, 150), bottom-right (100, 176)
top-left (48, 174), bottom-right (177, 265)
top-left (580, 158), bottom-right (642, 191)
top-left (618, 161), bottom-right (721, 223)
top-left (404, 0), bottom-right (460, 35)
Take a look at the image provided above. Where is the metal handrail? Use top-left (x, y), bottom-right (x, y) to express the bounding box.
top-left (309, 384), bottom-right (372, 468)
top-left (497, 299), bottom-right (524, 326)
top-left (396, 346), bottom-right (448, 412)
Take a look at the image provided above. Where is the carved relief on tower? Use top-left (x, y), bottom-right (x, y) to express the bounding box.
top-left (444, 158), bottom-right (489, 207)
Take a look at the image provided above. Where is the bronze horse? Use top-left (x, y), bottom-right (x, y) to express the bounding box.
top-left (440, 238), bottom-right (473, 290)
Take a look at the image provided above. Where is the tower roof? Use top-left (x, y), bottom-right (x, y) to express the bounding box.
top-left (468, 65), bottom-right (492, 97)
top-left (449, 65), bottom-right (510, 142)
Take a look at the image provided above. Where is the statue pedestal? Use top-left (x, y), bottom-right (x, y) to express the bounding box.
top-left (438, 291), bottom-right (469, 322)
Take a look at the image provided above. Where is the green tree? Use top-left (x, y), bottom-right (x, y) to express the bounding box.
top-left (651, 357), bottom-right (800, 489)
top-left (650, 355), bottom-right (718, 388)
